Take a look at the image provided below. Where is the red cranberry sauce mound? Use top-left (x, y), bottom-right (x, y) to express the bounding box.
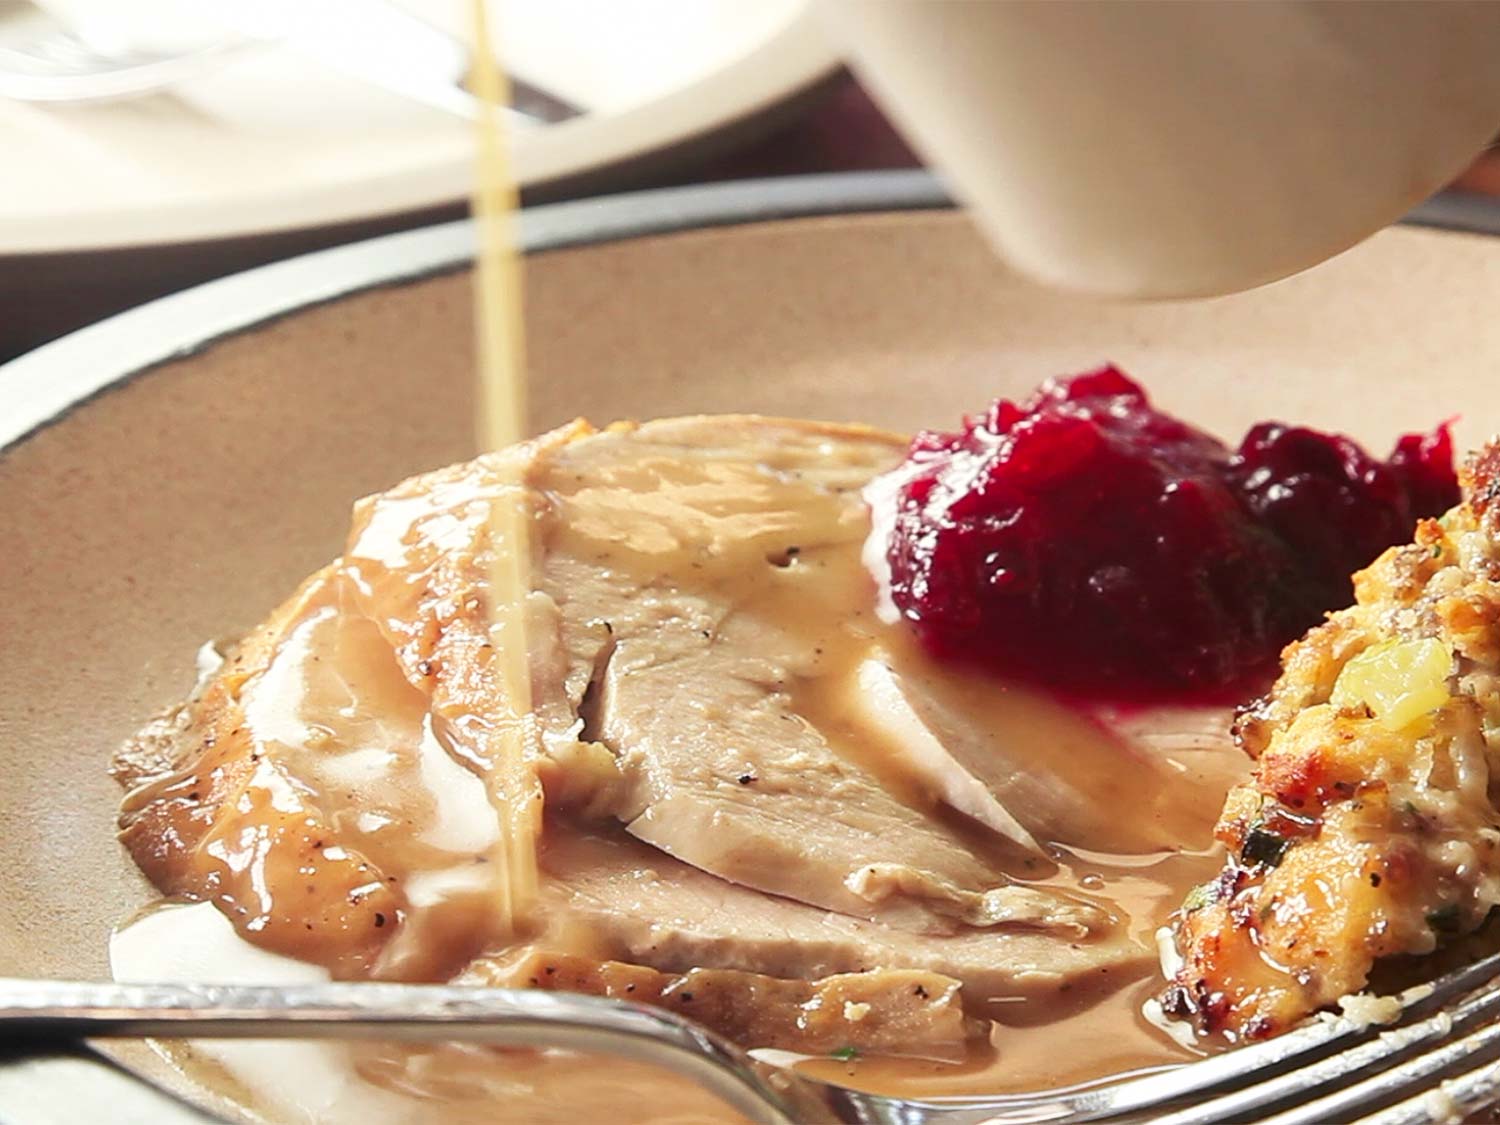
top-left (876, 367), bottom-right (1458, 701)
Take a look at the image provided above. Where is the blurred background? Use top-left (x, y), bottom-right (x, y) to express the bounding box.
top-left (2, 0), bottom-right (1498, 364)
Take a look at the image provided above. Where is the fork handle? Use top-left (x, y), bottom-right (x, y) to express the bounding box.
top-left (0, 978), bottom-right (826, 1124)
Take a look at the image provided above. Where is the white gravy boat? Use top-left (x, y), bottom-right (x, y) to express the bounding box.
top-left (819, 1), bottom-right (1500, 298)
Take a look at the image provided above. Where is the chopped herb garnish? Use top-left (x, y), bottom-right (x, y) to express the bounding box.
top-left (830, 1046), bottom-right (860, 1061)
top-left (1182, 882), bottom-right (1215, 912)
top-left (1241, 827), bottom-right (1290, 869)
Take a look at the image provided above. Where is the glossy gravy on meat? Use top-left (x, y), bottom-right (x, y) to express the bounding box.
top-left (112, 421), bottom-right (1247, 1120)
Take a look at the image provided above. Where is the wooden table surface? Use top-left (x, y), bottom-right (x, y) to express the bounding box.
top-left (3, 74), bottom-right (1498, 365)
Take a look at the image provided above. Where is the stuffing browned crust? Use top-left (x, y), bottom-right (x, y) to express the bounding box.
top-left (1164, 442), bottom-right (1500, 1040)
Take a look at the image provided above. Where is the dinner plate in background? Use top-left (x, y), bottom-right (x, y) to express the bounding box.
top-left (0, 0), bottom-right (840, 360)
top-left (4, 172), bottom-right (1500, 1122)
top-left (0, 0), bottom-right (838, 251)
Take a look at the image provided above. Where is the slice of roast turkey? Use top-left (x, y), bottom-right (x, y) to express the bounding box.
top-left (116, 415), bottom-right (1154, 1049)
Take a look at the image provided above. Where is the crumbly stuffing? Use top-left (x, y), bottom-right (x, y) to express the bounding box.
top-left (1164, 442), bottom-right (1500, 1039)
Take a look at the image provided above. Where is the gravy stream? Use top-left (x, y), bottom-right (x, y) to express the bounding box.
top-left (469, 0), bottom-right (541, 932)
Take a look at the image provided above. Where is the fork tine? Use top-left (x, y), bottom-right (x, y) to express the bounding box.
top-left (1147, 972), bottom-right (1500, 1124)
top-left (916, 945), bottom-right (1500, 1124)
top-left (1352, 1055), bottom-right (1500, 1125)
top-left (0, 978), bottom-right (826, 1125)
top-left (1255, 1018), bottom-right (1500, 1125)
top-left (1070, 950), bottom-right (1500, 1121)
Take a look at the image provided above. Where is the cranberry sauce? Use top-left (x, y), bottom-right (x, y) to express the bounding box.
top-left (877, 367), bottom-right (1458, 700)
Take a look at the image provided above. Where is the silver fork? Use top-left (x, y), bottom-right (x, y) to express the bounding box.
top-left (9, 951), bottom-right (1500, 1125)
top-left (0, 0), bottom-right (584, 123)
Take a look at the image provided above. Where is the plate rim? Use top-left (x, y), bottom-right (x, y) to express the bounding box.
top-left (0, 2), bottom-right (841, 256)
top-left (3, 167), bottom-right (1500, 1125)
top-left (3, 169), bottom-right (1499, 457)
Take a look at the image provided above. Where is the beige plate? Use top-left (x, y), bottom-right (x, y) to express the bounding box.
top-left (2, 173), bottom-right (1500, 1122)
